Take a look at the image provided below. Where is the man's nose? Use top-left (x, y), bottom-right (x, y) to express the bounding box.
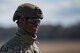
top-left (34, 21), bottom-right (40, 26)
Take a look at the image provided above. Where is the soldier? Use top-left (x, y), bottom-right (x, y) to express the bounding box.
top-left (0, 3), bottom-right (43, 53)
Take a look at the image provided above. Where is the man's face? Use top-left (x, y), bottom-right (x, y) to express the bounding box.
top-left (18, 17), bottom-right (41, 34)
top-left (26, 18), bottom-right (41, 34)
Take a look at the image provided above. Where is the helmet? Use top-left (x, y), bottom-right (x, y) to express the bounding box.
top-left (13, 3), bottom-right (43, 22)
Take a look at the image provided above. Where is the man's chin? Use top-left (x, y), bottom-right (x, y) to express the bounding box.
top-left (31, 30), bottom-right (38, 34)
top-left (33, 31), bottom-right (37, 34)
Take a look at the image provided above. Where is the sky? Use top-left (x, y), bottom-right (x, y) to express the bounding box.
top-left (0, 0), bottom-right (80, 28)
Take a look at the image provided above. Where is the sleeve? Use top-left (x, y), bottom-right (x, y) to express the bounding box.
top-left (0, 44), bottom-right (14, 53)
top-left (0, 36), bottom-right (21, 53)
top-left (0, 44), bottom-right (21, 53)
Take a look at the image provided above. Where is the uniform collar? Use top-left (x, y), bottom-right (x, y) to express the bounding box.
top-left (16, 28), bottom-right (37, 45)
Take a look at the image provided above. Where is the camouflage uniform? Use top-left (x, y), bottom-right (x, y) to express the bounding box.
top-left (0, 28), bottom-right (40, 53)
top-left (0, 3), bottom-right (43, 53)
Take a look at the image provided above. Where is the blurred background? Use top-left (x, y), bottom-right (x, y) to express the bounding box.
top-left (0, 0), bottom-right (80, 53)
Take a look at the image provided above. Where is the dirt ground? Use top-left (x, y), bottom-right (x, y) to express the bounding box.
top-left (38, 40), bottom-right (80, 53)
top-left (0, 40), bottom-right (80, 53)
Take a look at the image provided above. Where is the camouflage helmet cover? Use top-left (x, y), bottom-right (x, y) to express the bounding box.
top-left (13, 3), bottom-right (43, 22)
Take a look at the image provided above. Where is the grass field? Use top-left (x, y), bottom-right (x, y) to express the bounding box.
top-left (0, 40), bottom-right (80, 53)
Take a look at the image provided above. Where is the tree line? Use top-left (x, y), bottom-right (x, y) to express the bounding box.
top-left (0, 24), bottom-right (80, 41)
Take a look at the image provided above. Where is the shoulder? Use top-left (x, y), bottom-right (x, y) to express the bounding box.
top-left (31, 42), bottom-right (41, 53)
top-left (0, 36), bottom-right (21, 52)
